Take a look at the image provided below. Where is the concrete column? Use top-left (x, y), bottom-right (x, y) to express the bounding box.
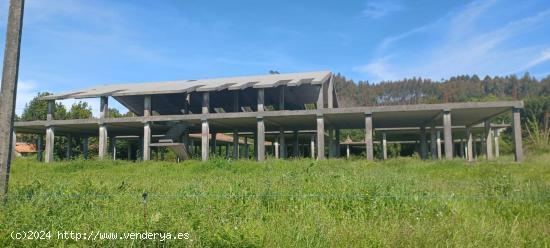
top-left (279, 128), bottom-right (286, 159)
top-left (346, 145), bottom-right (350, 159)
top-left (443, 110), bottom-right (453, 160)
top-left (233, 129), bottom-right (239, 159)
top-left (364, 113), bottom-right (374, 161)
top-left (382, 132), bottom-right (388, 160)
top-left (143, 123), bottom-right (151, 161)
top-left (279, 86), bottom-right (285, 110)
top-left (0, 0), bottom-right (24, 199)
top-left (512, 108), bottom-right (523, 162)
top-left (37, 135), bottom-right (43, 162)
top-left (327, 75), bottom-right (334, 108)
top-left (485, 121), bottom-right (494, 160)
top-left (316, 84), bottom-right (324, 109)
top-left (11, 130), bottom-right (16, 160)
top-left (459, 139), bottom-right (465, 158)
top-left (316, 114), bottom-right (325, 160)
top-left (202, 92), bottom-right (209, 114)
top-left (257, 117), bottom-right (265, 161)
top-left (98, 125), bottom-right (108, 159)
top-left (310, 134), bottom-right (315, 159)
top-left (82, 136), bottom-right (88, 160)
top-left (45, 127), bottom-right (55, 163)
top-left (110, 136), bottom-right (117, 160)
top-left (420, 126), bottom-right (427, 159)
top-left (335, 129), bottom-right (340, 157)
top-left (494, 129), bottom-right (500, 158)
top-left (183, 93), bottom-right (190, 114)
top-left (293, 130), bottom-right (299, 157)
top-left (430, 124), bottom-right (437, 160)
top-left (274, 139), bottom-right (279, 159)
top-left (201, 119), bottom-right (209, 161)
top-left (466, 127), bottom-right (474, 162)
top-left (481, 135), bottom-right (486, 159)
top-left (244, 137), bottom-right (249, 159)
top-left (436, 131), bottom-right (442, 159)
top-left (66, 134), bottom-right (72, 160)
top-left (257, 89), bottom-right (264, 112)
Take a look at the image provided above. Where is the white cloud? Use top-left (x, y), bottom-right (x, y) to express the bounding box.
top-left (355, 0), bottom-right (550, 81)
top-left (362, 0), bottom-right (403, 19)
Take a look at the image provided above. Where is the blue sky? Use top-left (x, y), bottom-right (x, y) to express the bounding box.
top-left (1, 0), bottom-right (549, 115)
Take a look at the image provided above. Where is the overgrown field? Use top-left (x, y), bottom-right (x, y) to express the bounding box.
top-left (1, 155), bottom-right (549, 247)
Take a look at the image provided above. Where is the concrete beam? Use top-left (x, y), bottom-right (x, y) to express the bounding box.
top-left (257, 117), bottom-right (265, 161)
top-left (201, 119), bottom-right (209, 161)
top-left (45, 127), bottom-right (54, 163)
top-left (316, 114), bottom-right (325, 160)
top-left (365, 113), bottom-right (374, 161)
top-left (512, 108), bottom-right (523, 162)
top-left (443, 111), bottom-right (453, 160)
top-left (484, 121), bottom-right (494, 160)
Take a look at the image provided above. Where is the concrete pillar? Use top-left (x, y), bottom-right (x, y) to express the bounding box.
top-left (109, 136), bottom-right (117, 160)
top-left (244, 137), bottom-right (249, 159)
top-left (512, 108), bottom-right (523, 162)
top-left (143, 123), bottom-right (151, 161)
top-left (257, 89), bottom-right (264, 112)
top-left (494, 129), bottom-right (500, 158)
top-left (310, 134), bottom-right (315, 159)
top-left (257, 117), bottom-right (265, 161)
top-left (0, 0), bottom-right (24, 199)
top-left (364, 113), bottom-right (374, 161)
top-left (293, 130), bottom-right (299, 157)
top-left (327, 75), bottom-right (334, 108)
top-left (201, 119), bottom-right (209, 161)
top-left (316, 84), bottom-right (324, 109)
top-left (82, 136), bottom-right (88, 160)
top-left (443, 110), bottom-right (453, 160)
top-left (99, 125), bottom-right (108, 159)
top-left (66, 134), bottom-right (72, 160)
top-left (346, 144), bottom-right (350, 159)
top-left (430, 124), bottom-right (437, 160)
top-left (202, 92), bottom-right (209, 114)
top-left (485, 121), bottom-right (494, 160)
top-left (459, 139), bottom-right (465, 158)
top-left (436, 131), bottom-right (442, 159)
top-left (466, 127), bottom-right (474, 162)
top-left (335, 129), bottom-right (340, 157)
top-left (382, 132), bottom-right (388, 160)
top-left (37, 135), bottom-right (43, 162)
top-left (183, 93), bottom-right (190, 114)
top-left (274, 139), bottom-right (279, 159)
top-left (316, 114), bottom-right (325, 160)
top-left (279, 128), bottom-right (286, 158)
top-left (279, 86), bottom-right (285, 110)
top-left (420, 126), bottom-right (427, 159)
top-left (233, 129), bottom-right (239, 159)
top-left (45, 127), bottom-right (55, 163)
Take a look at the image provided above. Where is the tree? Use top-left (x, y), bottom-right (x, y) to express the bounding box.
top-left (20, 92), bottom-right (67, 121)
top-left (67, 101), bottom-right (92, 119)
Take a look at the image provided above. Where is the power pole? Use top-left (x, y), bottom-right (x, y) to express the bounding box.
top-left (0, 0), bottom-right (25, 202)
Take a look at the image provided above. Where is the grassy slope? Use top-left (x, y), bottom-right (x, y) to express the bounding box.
top-left (0, 154), bottom-right (549, 247)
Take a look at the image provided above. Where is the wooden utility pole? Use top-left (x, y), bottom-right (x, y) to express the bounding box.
top-left (0, 0), bottom-right (25, 202)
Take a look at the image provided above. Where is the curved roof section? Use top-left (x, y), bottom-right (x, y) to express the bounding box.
top-left (41, 71), bottom-right (332, 100)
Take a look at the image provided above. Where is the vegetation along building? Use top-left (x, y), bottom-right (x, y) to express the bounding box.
top-left (13, 71), bottom-right (524, 162)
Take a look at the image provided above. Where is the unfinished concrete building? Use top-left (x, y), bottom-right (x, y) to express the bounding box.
top-left (13, 71), bottom-right (524, 163)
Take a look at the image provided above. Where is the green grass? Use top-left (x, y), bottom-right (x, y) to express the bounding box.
top-left (1, 154), bottom-right (550, 247)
